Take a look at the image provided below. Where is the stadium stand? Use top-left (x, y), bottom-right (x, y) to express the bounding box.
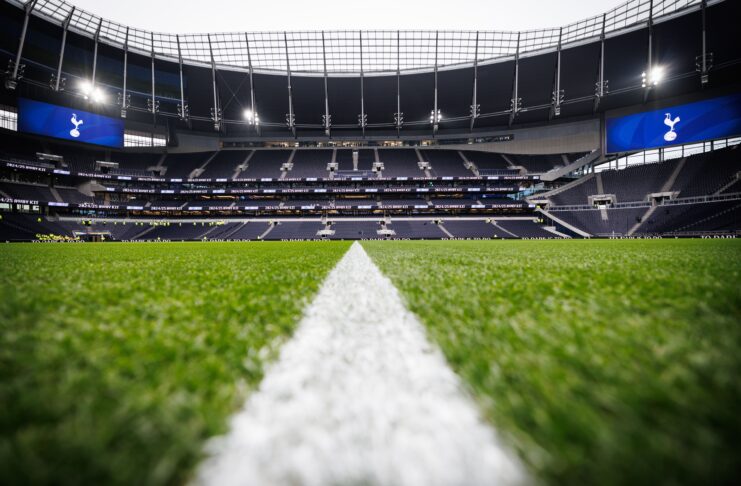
top-left (110, 152), bottom-right (163, 175)
top-left (638, 200), bottom-right (741, 235)
top-left (421, 150), bottom-right (473, 177)
top-left (162, 152), bottom-right (215, 178)
top-left (328, 220), bottom-right (381, 239)
top-left (379, 149), bottom-right (424, 177)
top-left (670, 147), bottom-right (741, 197)
top-left (510, 153), bottom-right (589, 173)
top-left (599, 160), bottom-right (680, 202)
top-left (386, 220), bottom-right (448, 239)
top-left (0, 181), bottom-right (56, 201)
top-left (199, 151), bottom-right (252, 178)
top-left (145, 223), bottom-right (212, 240)
top-left (549, 207), bottom-right (648, 236)
top-left (228, 221), bottom-right (272, 240)
top-left (265, 221), bottom-right (326, 240)
top-left (497, 219), bottom-right (560, 238)
top-left (290, 150), bottom-right (332, 178)
top-left (440, 220), bottom-right (500, 238)
top-left (336, 149), bottom-right (375, 171)
top-left (462, 151), bottom-right (511, 173)
top-left (236, 150), bottom-right (289, 179)
top-left (55, 187), bottom-right (94, 204)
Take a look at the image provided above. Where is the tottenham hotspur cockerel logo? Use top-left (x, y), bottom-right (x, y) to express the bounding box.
top-left (663, 113), bottom-right (680, 142)
top-left (69, 113), bottom-right (84, 138)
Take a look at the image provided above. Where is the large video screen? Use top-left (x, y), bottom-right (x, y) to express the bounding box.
top-left (18, 98), bottom-right (124, 149)
top-left (606, 93), bottom-right (741, 153)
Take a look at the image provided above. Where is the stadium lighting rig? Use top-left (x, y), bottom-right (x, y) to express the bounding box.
top-left (79, 80), bottom-right (106, 103)
top-left (243, 109), bottom-right (260, 125)
top-left (641, 66), bottom-right (665, 88)
top-left (429, 109), bottom-right (442, 124)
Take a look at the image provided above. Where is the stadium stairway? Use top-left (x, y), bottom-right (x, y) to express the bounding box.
top-left (190, 152), bottom-right (219, 178)
top-left (532, 173), bottom-right (596, 203)
top-left (491, 221), bottom-right (518, 238)
top-left (674, 201), bottom-right (741, 233)
top-left (628, 206), bottom-right (657, 235)
top-left (437, 223), bottom-right (455, 238)
top-left (49, 187), bottom-right (63, 203)
top-left (715, 172), bottom-right (741, 195)
top-left (232, 152), bottom-right (256, 179)
top-left (628, 158), bottom-right (686, 235)
top-left (536, 208), bottom-right (591, 237)
top-left (259, 223), bottom-right (276, 240)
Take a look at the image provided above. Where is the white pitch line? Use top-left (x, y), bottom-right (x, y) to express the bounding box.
top-left (194, 242), bottom-right (527, 486)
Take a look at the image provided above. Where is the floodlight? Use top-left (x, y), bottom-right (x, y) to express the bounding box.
top-left (244, 109), bottom-right (260, 125)
top-left (641, 66), bottom-right (664, 88)
top-left (649, 66), bottom-right (665, 85)
top-left (91, 88), bottom-right (106, 103)
top-left (80, 80), bottom-right (105, 102)
top-left (79, 80), bottom-right (93, 95)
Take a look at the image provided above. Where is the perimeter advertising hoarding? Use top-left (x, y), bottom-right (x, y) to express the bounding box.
top-left (605, 94), bottom-right (741, 153)
top-left (18, 98), bottom-right (124, 149)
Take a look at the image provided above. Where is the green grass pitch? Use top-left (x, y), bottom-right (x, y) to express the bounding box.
top-left (0, 241), bottom-right (351, 485)
top-left (364, 239), bottom-right (741, 485)
top-left (2, 239), bottom-right (740, 485)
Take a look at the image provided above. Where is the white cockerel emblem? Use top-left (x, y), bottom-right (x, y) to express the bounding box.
top-left (69, 113), bottom-right (84, 138)
top-left (663, 113), bottom-right (680, 142)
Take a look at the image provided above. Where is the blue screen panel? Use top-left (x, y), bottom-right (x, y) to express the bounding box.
top-left (18, 98), bottom-right (124, 149)
top-left (606, 94), bottom-right (741, 153)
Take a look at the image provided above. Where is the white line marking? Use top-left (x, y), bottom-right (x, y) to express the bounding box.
top-left (194, 242), bottom-right (527, 486)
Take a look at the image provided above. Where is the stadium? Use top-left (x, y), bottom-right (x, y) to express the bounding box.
top-left (0, 0), bottom-right (739, 483)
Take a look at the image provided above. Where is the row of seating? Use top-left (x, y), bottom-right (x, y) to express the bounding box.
top-left (0, 216), bottom-right (557, 241)
top-left (549, 146), bottom-right (741, 206)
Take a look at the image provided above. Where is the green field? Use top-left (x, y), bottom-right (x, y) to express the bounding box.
top-left (2, 239), bottom-right (740, 485)
top-left (0, 242), bottom-right (350, 485)
top-left (364, 239), bottom-right (741, 485)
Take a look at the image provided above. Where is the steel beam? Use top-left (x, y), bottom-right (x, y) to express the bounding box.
top-left (245, 33), bottom-right (259, 134)
top-left (395, 30), bottom-right (402, 136)
top-left (698, 0), bottom-right (710, 86)
top-left (359, 31), bottom-right (366, 137)
top-left (5, 0), bottom-right (37, 90)
top-left (432, 30), bottom-right (439, 135)
top-left (149, 32), bottom-right (157, 117)
top-left (594, 13), bottom-right (607, 112)
top-left (90, 18), bottom-right (103, 92)
top-left (643, 0), bottom-right (654, 103)
top-left (52, 6), bottom-right (75, 92)
top-left (207, 34), bottom-right (221, 131)
top-left (176, 35), bottom-right (187, 120)
top-left (551, 27), bottom-right (563, 119)
top-left (321, 31), bottom-right (330, 137)
top-left (120, 27), bottom-right (129, 118)
top-left (470, 31), bottom-right (479, 131)
top-left (509, 32), bottom-right (521, 127)
top-left (284, 32), bottom-right (295, 137)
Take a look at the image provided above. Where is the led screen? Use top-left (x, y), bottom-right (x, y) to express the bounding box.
top-left (606, 94), bottom-right (741, 153)
top-left (18, 98), bottom-right (124, 149)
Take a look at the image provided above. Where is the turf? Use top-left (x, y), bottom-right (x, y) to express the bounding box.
top-left (363, 239), bottom-right (741, 485)
top-left (0, 241), bottom-right (350, 486)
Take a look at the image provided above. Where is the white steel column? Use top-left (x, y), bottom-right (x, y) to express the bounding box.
top-left (52, 7), bottom-right (75, 92)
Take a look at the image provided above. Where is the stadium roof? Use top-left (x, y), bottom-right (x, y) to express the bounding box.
top-left (9, 0), bottom-right (701, 75)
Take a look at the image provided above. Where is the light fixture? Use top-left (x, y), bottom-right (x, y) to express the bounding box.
top-left (243, 109), bottom-right (259, 125)
top-left (641, 66), bottom-right (664, 88)
top-left (429, 109), bottom-right (442, 124)
top-left (79, 80), bottom-right (92, 95)
top-left (80, 80), bottom-right (106, 102)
